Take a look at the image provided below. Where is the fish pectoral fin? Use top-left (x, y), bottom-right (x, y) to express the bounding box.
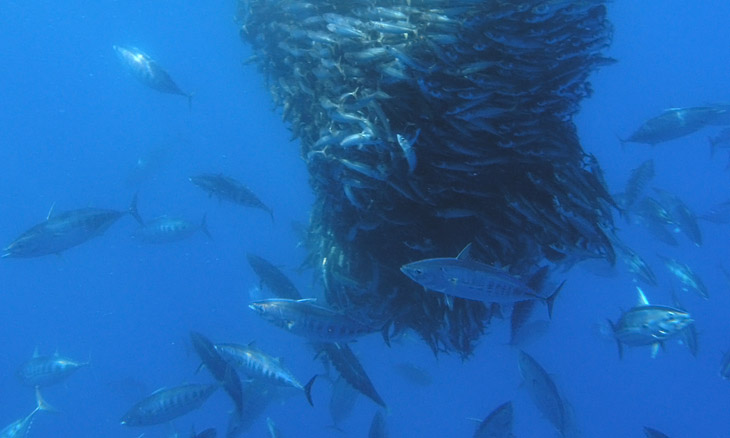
top-left (455, 242), bottom-right (473, 260)
top-left (650, 343), bottom-right (661, 358)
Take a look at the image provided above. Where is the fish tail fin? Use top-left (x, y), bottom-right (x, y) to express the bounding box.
top-left (129, 192), bottom-right (144, 225)
top-left (544, 280), bottom-right (565, 319)
top-left (607, 319), bottom-right (623, 359)
top-left (267, 208), bottom-right (275, 223)
top-left (34, 387), bottom-right (57, 413)
top-left (304, 374), bottom-right (318, 407)
top-left (615, 132), bottom-right (628, 151)
top-left (200, 214), bottom-right (213, 240)
top-left (187, 92), bottom-right (194, 110)
top-left (381, 320), bottom-right (393, 347)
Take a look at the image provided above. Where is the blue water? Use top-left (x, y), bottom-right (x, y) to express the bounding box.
top-left (0, 1), bottom-right (728, 437)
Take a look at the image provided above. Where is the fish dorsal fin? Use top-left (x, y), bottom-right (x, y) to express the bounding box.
top-left (297, 298), bottom-right (317, 303)
top-left (33, 347), bottom-right (39, 358)
top-left (150, 387), bottom-right (168, 395)
top-left (46, 202), bottom-right (56, 220)
top-left (636, 286), bottom-right (650, 306)
top-left (456, 243), bottom-right (473, 261)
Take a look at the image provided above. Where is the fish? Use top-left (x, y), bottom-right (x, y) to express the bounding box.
top-left (699, 200), bottom-right (730, 224)
top-left (368, 411), bottom-right (388, 438)
top-left (191, 427), bottom-right (217, 438)
top-left (622, 106), bottom-right (728, 146)
top-left (246, 253), bottom-right (302, 299)
top-left (401, 244), bottom-right (562, 316)
top-left (653, 188), bottom-right (702, 247)
top-left (318, 342), bottom-right (386, 408)
top-left (266, 417), bottom-right (280, 438)
top-left (120, 383), bottom-right (219, 426)
top-left (134, 215), bottom-right (211, 244)
top-left (608, 287), bottom-right (693, 358)
top-left (392, 362), bottom-right (432, 387)
top-left (720, 350), bottom-right (730, 380)
top-left (619, 159), bottom-right (654, 210)
top-left (473, 401), bottom-right (514, 438)
top-left (1, 388), bottom-right (53, 438)
top-left (3, 195), bottom-right (143, 258)
top-left (214, 342), bottom-right (316, 405)
top-left (189, 332), bottom-right (244, 415)
top-left (670, 291), bottom-right (698, 357)
top-left (113, 45), bottom-right (192, 107)
top-left (708, 127), bottom-right (730, 156)
top-left (328, 374), bottom-right (358, 429)
top-left (614, 243), bottom-right (657, 287)
top-left (509, 300), bottom-right (537, 345)
top-left (17, 350), bottom-right (89, 388)
top-left (517, 351), bottom-right (567, 436)
top-left (190, 174), bottom-right (273, 220)
top-left (660, 256), bottom-right (709, 300)
top-left (644, 426), bottom-right (671, 438)
top-left (248, 298), bottom-right (377, 343)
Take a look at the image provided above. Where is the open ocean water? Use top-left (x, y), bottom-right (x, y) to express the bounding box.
top-left (0, 1), bottom-right (728, 437)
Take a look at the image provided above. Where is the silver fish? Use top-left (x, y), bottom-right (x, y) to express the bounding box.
top-left (190, 173), bottom-right (273, 220)
top-left (214, 342), bottom-right (316, 405)
top-left (120, 384), bottom-right (218, 426)
top-left (609, 287), bottom-right (693, 358)
top-left (1, 389), bottom-right (53, 438)
top-left (17, 350), bottom-right (88, 388)
top-left (473, 401), bottom-right (514, 438)
top-left (3, 196), bottom-right (142, 258)
top-left (248, 298), bottom-right (377, 342)
top-left (113, 45), bottom-right (192, 107)
top-left (134, 215), bottom-right (211, 244)
top-left (622, 106), bottom-right (727, 146)
top-left (401, 244), bottom-right (562, 316)
top-left (517, 351), bottom-right (567, 436)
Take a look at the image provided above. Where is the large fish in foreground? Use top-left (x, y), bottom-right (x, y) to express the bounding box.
top-left (401, 244), bottom-right (562, 316)
top-left (608, 287), bottom-right (693, 358)
top-left (120, 383), bottom-right (218, 427)
top-left (248, 298), bottom-right (377, 342)
top-left (3, 196), bottom-right (143, 258)
top-left (113, 45), bottom-right (192, 107)
top-left (190, 174), bottom-right (274, 221)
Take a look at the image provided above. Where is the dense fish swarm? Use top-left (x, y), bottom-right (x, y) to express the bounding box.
top-left (237, 0), bottom-right (616, 356)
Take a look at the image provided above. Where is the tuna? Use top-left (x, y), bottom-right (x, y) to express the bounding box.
top-left (1, 389), bottom-right (53, 438)
top-left (120, 384), bottom-right (218, 427)
top-left (517, 351), bottom-right (568, 436)
top-left (317, 342), bottom-right (386, 408)
top-left (368, 411), bottom-right (388, 438)
top-left (190, 173), bottom-right (274, 220)
top-left (135, 215), bottom-right (211, 244)
top-left (473, 401), bottom-right (514, 438)
top-left (609, 287), bottom-right (693, 358)
top-left (248, 298), bottom-right (377, 342)
top-left (401, 244), bottom-right (562, 316)
top-left (3, 196), bottom-right (142, 258)
top-left (247, 253), bottom-right (302, 299)
top-left (17, 350), bottom-right (88, 388)
top-left (113, 45), bottom-right (192, 106)
top-left (214, 342), bottom-right (316, 405)
top-left (189, 332), bottom-right (244, 416)
top-left (623, 106), bottom-right (728, 146)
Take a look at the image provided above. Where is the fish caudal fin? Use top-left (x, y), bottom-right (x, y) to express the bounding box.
top-left (544, 280), bottom-right (565, 319)
top-left (34, 387), bottom-right (58, 414)
top-left (304, 374), bottom-right (318, 407)
top-left (607, 319), bottom-right (623, 360)
top-left (200, 214), bottom-right (213, 240)
top-left (129, 192), bottom-right (144, 225)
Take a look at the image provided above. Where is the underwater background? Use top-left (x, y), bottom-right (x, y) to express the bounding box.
top-left (0, 1), bottom-right (728, 437)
